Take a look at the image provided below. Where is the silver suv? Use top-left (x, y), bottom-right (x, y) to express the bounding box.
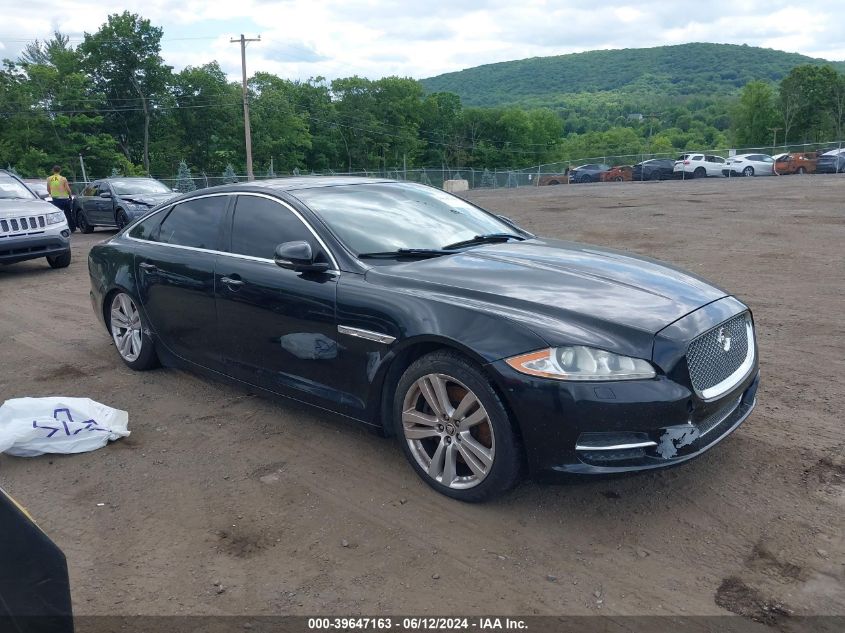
top-left (0, 170), bottom-right (72, 268)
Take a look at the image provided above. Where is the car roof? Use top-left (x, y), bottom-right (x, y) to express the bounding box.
top-left (251, 176), bottom-right (395, 191)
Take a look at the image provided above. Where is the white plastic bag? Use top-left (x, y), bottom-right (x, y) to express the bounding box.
top-left (0, 397), bottom-right (129, 457)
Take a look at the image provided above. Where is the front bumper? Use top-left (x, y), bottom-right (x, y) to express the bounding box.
top-left (0, 232), bottom-right (70, 265)
top-left (490, 358), bottom-right (759, 476)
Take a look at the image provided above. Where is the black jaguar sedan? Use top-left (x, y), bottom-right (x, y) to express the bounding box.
top-left (88, 178), bottom-right (759, 501)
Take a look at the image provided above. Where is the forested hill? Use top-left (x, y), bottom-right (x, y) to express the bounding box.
top-left (420, 43), bottom-right (845, 107)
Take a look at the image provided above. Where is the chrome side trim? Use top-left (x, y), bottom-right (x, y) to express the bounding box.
top-left (699, 318), bottom-right (756, 401)
top-left (337, 325), bottom-right (396, 345)
top-left (575, 441), bottom-right (657, 451)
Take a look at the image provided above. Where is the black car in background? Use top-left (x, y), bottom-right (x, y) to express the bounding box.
top-left (89, 178), bottom-right (759, 502)
top-left (568, 164), bottom-right (611, 183)
top-left (815, 150), bottom-right (845, 174)
top-left (632, 159), bottom-right (675, 181)
top-left (74, 177), bottom-right (176, 232)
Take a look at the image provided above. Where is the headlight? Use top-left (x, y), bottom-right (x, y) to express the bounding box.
top-left (505, 346), bottom-right (656, 381)
top-left (46, 211), bottom-right (65, 225)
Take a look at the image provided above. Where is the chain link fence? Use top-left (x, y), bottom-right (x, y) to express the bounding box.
top-left (62, 139), bottom-right (845, 193)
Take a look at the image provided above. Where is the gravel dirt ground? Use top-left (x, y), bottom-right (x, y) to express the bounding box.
top-left (0, 176), bottom-right (842, 620)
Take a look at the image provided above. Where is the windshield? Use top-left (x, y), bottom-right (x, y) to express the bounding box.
top-left (25, 182), bottom-right (49, 196)
top-left (293, 182), bottom-right (518, 255)
top-left (111, 178), bottom-right (171, 195)
top-left (0, 173), bottom-right (37, 200)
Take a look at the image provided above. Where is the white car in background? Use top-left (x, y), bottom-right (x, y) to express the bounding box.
top-left (722, 154), bottom-right (776, 177)
top-left (673, 154), bottom-right (726, 178)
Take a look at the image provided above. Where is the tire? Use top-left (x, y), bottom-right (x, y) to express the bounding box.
top-left (694, 167), bottom-right (706, 178)
top-left (548, 180), bottom-right (560, 186)
top-left (77, 209), bottom-right (94, 233)
top-left (393, 350), bottom-right (523, 502)
top-left (650, 171), bottom-right (661, 181)
top-left (797, 167), bottom-right (806, 175)
top-left (115, 209), bottom-right (129, 230)
top-left (46, 251), bottom-right (71, 269)
top-left (580, 174), bottom-right (592, 183)
top-left (613, 176), bottom-right (623, 182)
top-left (107, 291), bottom-right (158, 370)
top-left (743, 166), bottom-right (755, 177)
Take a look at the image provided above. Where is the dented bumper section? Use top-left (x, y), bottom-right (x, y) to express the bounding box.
top-left (488, 353), bottom-right (759, 477)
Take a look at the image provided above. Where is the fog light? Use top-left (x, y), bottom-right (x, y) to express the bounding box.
top-left (61, 230), bottom-right (70, 237)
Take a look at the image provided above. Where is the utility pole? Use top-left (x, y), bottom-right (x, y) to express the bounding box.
top-left (78, 154), bottom-right (88, 183)
top-left (231, 34), bottom-right (261, 181)
top-left (768, 127), bottom-right (782, 151)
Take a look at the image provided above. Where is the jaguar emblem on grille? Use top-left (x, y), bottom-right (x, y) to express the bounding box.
top-left (716, 327), bottom-right (731, 352)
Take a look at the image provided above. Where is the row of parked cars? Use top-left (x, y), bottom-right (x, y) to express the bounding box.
top-left (560, 148), bottom-right (845, 184)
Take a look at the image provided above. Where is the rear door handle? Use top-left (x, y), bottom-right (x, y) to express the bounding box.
top-left (220, 276), bottom-right (244, 288)
top-left (139, 262), bottom-right (157, 271)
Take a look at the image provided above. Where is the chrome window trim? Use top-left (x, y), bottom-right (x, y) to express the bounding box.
top-left (694, 316), bottom-right (756, 401)
top-left (124, 191), bottom-right (340, 272)
top-left (337, 325), bottom-right (396, 345)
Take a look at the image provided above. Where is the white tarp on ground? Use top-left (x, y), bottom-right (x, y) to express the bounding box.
top-left (0, 397), bottom-right (129, 457)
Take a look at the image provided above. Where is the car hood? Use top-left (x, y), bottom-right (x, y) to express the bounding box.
top-left (118, 192), bottom-right (175, 206)
top-left (366, 238), bottom-right (728, 356)
top-left (0, 198), bottom-right (56, 219)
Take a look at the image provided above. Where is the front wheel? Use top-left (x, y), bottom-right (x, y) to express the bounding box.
top-left (77, 210), bottom-right (94, 234)
top-left (115, 209), bottom-right (129, 230)
top-left (393, 351), bottom-right (523, 502)
top-left (579, 174), bottom-right (592, 183)
top-left (743, 166), bottom-right (755, 177)
top-left (108, 292), bottom-right (158, 370)
top-left (47, 251), bottom-right (71, 269)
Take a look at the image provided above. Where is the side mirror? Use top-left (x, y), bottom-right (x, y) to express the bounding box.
top-left (274, 241), bottom-right (329, 273)
top-left (99, 192), bottom-right (112, 198)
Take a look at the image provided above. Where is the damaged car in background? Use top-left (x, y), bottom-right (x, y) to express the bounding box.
top-left (88, 178), bottom-right (759, 502)
top-left (74, 177), bottom-right (176, 232)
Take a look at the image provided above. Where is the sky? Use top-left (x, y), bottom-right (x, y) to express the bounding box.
top-left (1, 0), bottom-right (844, 81)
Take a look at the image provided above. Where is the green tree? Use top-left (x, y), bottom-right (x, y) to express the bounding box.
top-left (175, 160), bottom-right (196, 192)
top-left (79, 12), bottom-right (172, 174)
top-left (731, 81), bottom-right (777, 147)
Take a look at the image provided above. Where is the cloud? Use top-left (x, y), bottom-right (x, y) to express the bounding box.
top-left (0, 0), bottom-right (842, 82)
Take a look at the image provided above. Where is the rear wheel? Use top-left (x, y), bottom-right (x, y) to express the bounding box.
top-left (694, 167), bottom-right (706, 178)
top-left (743, 166), bottom-right (755, 177)
top-left (394, 351), bottom-right (522, 502)
top-left (108, 292), bottom-right (158, 370)
top-left (77, 210), bottom-right (94, 234)
top-left (46, 251), bottom-right (71, 269)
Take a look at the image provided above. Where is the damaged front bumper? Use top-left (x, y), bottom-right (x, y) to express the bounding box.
top-left (488, 358), bottom-right (759, 477)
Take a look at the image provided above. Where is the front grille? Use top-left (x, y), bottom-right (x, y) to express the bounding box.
top-left (0, 214), bottom-right (47, 237)
top-left (687, 313), bottom-right (752, 397)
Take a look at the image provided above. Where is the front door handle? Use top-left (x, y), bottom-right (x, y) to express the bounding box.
top-left (139, 262), bottom-right (157, 271)
top-left (220, 276), bottom-right (244, 288)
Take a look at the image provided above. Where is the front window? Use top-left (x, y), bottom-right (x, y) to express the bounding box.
top-left (0, 173), bottom-right (37, 200)
top-left (292, 182), bottom-right (516, 255)
top-left (110, 178), bottom-right (171, 196)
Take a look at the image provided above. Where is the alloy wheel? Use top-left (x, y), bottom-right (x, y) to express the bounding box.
top-left (110, 293), bottom-right (143, 362)
top-left (401, 373), bottom-right (495, 490)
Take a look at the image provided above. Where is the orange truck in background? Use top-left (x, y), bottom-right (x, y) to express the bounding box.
top-left (600, 165), bottom-right (633, 182)
top-left (774, 152), bottom-right (817, 175)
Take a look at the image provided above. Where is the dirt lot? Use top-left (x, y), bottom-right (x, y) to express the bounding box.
top-left (0, 176), bottom-right (842, 619)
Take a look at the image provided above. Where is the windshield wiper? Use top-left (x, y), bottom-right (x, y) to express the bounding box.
top-left (441, 233), bottom-right (525, 250)
top-left (358, 248), bottom-right (454, 260)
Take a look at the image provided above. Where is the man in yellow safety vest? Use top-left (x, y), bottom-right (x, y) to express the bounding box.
top-left (47, 165), bottom-right (75, 231)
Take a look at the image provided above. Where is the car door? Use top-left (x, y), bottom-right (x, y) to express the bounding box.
top-left (92, 182), bottom-right (116, 225)
top-left (705, 155), bottom-right (725, 176)
top-left (78, 182), bottom-right (100, 220)
top-left (214, 193), bottom-right (344, 409)
top-left (134, 193), bottom-right (230, 371)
